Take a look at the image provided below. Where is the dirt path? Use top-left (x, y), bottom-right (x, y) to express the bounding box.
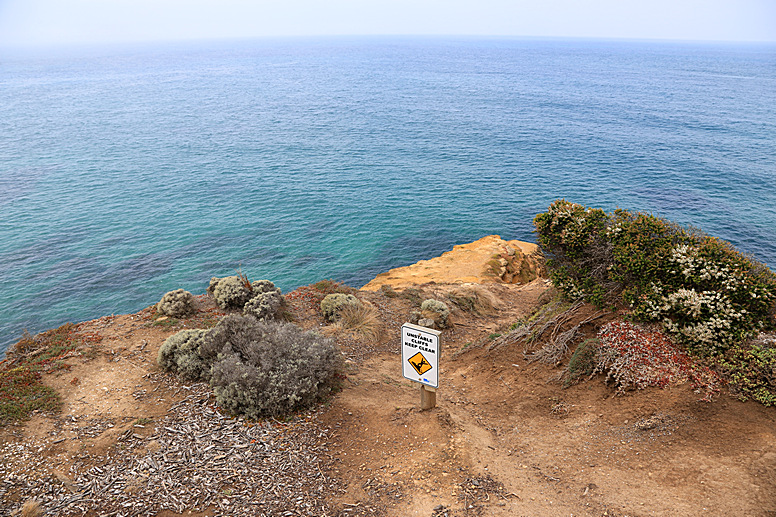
top-left (324, 316), bottom-right (776, 516)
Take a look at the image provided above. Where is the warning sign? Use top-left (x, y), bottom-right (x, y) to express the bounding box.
top-left (408, 351), bottom-right (432, 375)
top-left (401, 323), bottom-right (440, 388)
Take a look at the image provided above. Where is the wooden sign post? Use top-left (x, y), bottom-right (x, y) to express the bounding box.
top-left (420, 385), bottom-right (436, 410)
top-left (401, 323), bottom-right (440, 410)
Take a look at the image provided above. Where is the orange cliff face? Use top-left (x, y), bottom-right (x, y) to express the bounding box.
top-left (360, 235), bottom-right (545, 291)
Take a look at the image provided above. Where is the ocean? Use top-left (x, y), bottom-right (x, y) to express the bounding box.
top-left (1, 37), bottom-right (775, 355)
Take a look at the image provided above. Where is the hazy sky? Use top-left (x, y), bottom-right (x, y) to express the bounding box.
top-left (0, 0), bottom-right (774, 48)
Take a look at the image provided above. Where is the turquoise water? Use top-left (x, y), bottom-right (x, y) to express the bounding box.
top-left (2, 37), bottom-right (775, 354)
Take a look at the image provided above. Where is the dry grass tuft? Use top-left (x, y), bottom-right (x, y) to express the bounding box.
top-left (15, 499), bottom-right (43, 517)
top-left (446, 286), bottom-right (498, 316)
top-left (334, 303), bottom-right (381, 341)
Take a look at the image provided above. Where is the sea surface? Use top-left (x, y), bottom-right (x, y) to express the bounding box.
top-left (2, 37), bottom-right (775, 354)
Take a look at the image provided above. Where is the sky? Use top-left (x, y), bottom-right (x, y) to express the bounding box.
top-left (0, 0), bottom-right (774, 48)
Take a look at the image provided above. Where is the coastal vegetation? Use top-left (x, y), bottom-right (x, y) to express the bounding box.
top-left (0, 324), bottom-right (89, 424)
top-left (156, 289), bottom-right (196, 318)
top-left (208, 275), bottom-right (284, 321)
top-left (320, 293), bottom-right (361, 322)
top-left (159, 314), bottom-right (343, 419)
top-left (534, 199), bottom-right (776, 404)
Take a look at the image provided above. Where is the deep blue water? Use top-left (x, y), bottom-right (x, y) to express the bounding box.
top-left (2, 37), bottom-right (775, 354)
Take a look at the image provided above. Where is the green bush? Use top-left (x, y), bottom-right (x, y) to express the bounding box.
top-left (320, 293), bottom-right (361, 322)
top-left (157, 329), bottom-right (209, 381)
top-left (156, 289), bottom-right (196, 317)
top-left (533, 200), bottom-right (614, 306)
top-left (534, 200), bottom-right (776, 356)
top-left (564, 338), bottom-right (600, 387)
top-left (722, 335), bottom-right (776, 406)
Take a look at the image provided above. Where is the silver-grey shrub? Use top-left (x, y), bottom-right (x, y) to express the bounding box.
top-left (208, 276), bottom-right (252, 310)
top-left (157, 289), bottom-right (196, 317)
top-left (243, 290), bottom-right (283, 321)
top-left (320, 293), bottom-right (360, 322)
top-left (157, 329), bottom-right (209, 381)
top-left (204, 315), bottom-right (343, 419)
top-left (420, 299), bottom-right (450, 328)
top-left (243, 280), bottom-right (283, 321)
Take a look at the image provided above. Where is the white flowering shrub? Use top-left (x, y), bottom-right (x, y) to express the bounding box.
top-left (631, 239), bottom-right (776, 356)
top-left (535, 201), bottom-right (776, 357)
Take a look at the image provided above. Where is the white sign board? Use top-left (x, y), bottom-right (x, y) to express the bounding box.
top-left (401, 323), bottom-right (440, 389)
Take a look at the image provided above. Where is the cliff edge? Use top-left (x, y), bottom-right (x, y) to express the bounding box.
top-left (361, 235), bottom-right (544, 290)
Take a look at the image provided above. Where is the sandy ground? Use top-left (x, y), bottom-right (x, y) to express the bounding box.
top-left (2, 236), bottom-right (775, 516)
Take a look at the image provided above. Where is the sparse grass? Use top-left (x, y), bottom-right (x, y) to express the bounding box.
top-left (400, 288), bottom-right (423, 306)
top-left (133, 417), bottom-right (153, 426)
top-left (150, 317), bottom-right (180, 328)
top-left (334, 303), bottom-right (381, 340)
top-left (485, 255), bottom-right (503, 277)
top-left (488, 333), bottom-right (502, 340)
top-left (380, 284), bottom-right (399, 298)
top-left (0, 323), bottom-right (82, 425)
top-left (508, 321), bottom-right (524, 331)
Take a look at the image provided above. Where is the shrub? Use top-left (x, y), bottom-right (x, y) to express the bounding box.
top-left (534, 200), bottom-right (776, 357)
top-left (321, 293), bottom-right (361, 322)
top-left (594, 321), bottom-right (720, 400)
top-left (564, 338), bottom-right (599, 387)
top-left (156, 289), bottom-right (196, 317)
top-left (209, 276), bottom-right (253, 310)
top-left (205, 317), bottom-right (343, 418)
top-left (420, 299), bottom-right (450, 328)
top-left (632, 238), bottom-right (776, 356)
top-left (533, 200), bottom-right (614, 306)
top-left (243, 290), bottom-right (283, 321)
top-left (157, 329), bottom-right (209, 381)
top-left (722, 334), bottom-right (776, 406)
top-left (199, 314), bottom-right (270, 362)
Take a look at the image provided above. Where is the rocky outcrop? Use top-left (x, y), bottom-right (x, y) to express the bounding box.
top-left (361, 235), bottom-right (544, 291)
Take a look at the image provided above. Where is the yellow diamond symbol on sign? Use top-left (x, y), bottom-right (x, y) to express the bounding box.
top-left (408, 352), bottom-right (432, 376)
